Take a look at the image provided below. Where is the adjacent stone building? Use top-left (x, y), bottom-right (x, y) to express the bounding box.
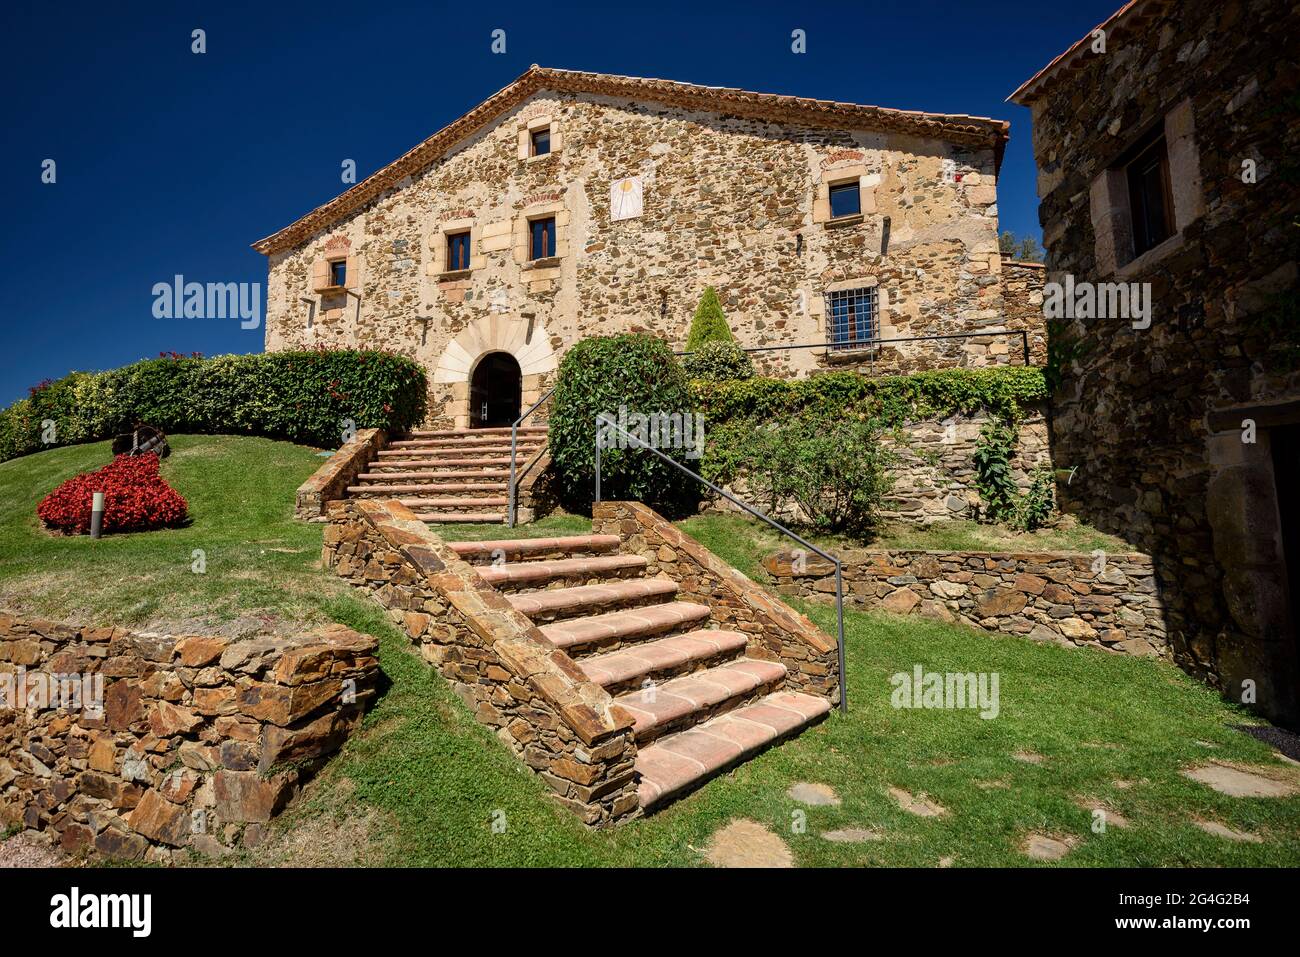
top-left (255, 67), bottom-right (1037, 429)
top-left (1010, 0), bottom-right (1300, 725)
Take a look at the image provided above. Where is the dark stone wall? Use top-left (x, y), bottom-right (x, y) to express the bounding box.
top-left (1023, 0), bottom-right (1300, 722)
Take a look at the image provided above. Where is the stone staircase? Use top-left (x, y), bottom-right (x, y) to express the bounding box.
top-left (345, 426), bottom-right (548, 524)
top-left (448, 532), bottom-right (832, 810)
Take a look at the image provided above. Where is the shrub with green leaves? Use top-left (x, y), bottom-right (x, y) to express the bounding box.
top-left (972, 419), bottom-right (1058, 529)
top-left (684, 286), bottom-right (734, 350)
top-left (682, 341), bottom-right (754, 382)
top-left (548, 334), bottom-right (700, 515)
top-left (737, 413), bottom-right (894, 535)
top-left (0, 350), bottom-right (427, 462)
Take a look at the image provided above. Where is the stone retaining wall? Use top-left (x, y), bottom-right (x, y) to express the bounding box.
top-left (0, 613), bottom-right (379, 862)
top-left (295, 427), bottom-right (386, 520)
top-left (711, 407), bottom-right (1051, 526)
top-left (762, 547), bottom-right (1168, 658)
top-left (323, 498), bottom-right (639, 825)
top-left (593, 501), bottom-right (841, 703)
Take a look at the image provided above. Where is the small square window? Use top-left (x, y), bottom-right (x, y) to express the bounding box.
top-left (329, 259), bottom-right (347, 287)
top-left (446, 231), bottom-right (472, 271)
top-left (531, 127), bottom-right (551, 157)
top-left (829, 181), bottom-right (861, 219)
top-left (530, 217), bottom-right (556, 260)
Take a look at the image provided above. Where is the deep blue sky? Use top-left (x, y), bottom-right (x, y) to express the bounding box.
top-left (0, 0), bottom-right (1117, 405)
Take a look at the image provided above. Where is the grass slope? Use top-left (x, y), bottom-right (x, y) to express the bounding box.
top-left (1, 437), bottom-right (1297, 866)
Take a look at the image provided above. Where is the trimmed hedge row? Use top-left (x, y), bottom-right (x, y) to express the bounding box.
top-left (1, 351), bottom-right (427, 462)
top-left (693, 366), bottom-right (1049, 428)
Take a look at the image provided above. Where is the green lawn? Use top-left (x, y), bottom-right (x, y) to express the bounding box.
top-left (2, 436), bottom-right (1298, 867)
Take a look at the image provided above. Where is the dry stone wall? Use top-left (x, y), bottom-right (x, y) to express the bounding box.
top-left (0, 613), bottom-right (379, 862)
top-left (763, 548), bottom-right (1167, 657)
top-left (323, 498), bottom-right (640, 825)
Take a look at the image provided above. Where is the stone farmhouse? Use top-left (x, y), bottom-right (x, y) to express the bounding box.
top-left (1010, 0), bottom-right (1300, 726)
top-left (255, 66), bottom-right (1044, 430)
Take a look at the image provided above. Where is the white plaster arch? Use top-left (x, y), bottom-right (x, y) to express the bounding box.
top-left (432, 314), bottom-right (557, 383)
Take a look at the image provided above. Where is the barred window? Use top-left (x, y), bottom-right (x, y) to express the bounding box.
top-left (825, 287), bottom-right (877, 350)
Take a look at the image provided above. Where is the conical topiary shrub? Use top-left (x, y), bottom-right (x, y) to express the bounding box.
top-left (685, 286), bottom-right (734, 351)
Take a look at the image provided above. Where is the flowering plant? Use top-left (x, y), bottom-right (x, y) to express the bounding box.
top-left (37, 453), bottom-right (188, 534)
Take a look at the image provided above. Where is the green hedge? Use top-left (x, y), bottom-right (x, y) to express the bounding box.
top-left (693, 366), bottom-right (1048, 428)
top-left (0, 351), bottom-right (427, 462)
top-left (549, 334), bottom-right (700, 515)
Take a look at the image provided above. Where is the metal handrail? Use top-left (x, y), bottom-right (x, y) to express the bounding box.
top-left (508, 387), bottom-right (556, 527)
top-left (594, 414), bottom-right (847, 714)
top-left (676, 328), bottom-right (1032, 366)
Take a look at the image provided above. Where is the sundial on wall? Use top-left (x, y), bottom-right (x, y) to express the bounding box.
top-left (610, 176), bottom-right (643, 221)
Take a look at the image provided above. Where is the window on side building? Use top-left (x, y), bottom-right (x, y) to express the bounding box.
top-left (530, 217), bottom-right (556, 260)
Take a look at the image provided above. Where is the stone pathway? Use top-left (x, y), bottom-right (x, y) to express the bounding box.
top-left (787, 782), bottom-right (841, 806)
top-left (1076, 799), bottom-right (1130, 828)
top-left (820, 827), bottom-right (881, 843)
top-left (1181, 762), bottom-right (1299, 798)
top-left (1012, 750), bottom-right (1045, 765)
top-left (1020, 833), bottom-right (1074, 862)
top-left (1194, 819), bottom-right (1263, 843)
top-left (888, 786), bottom-right (947, 817)
top-left (703, 819), bottom-right (794, 868)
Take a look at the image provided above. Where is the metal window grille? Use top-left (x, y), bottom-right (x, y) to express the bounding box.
top-left (825, 287), bottom-right (877, 350)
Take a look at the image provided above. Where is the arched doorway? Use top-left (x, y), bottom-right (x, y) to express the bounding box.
top-left (469, 352), bottom-right (522, 428)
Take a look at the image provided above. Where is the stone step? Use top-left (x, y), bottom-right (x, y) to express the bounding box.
top-left (356, 473), bottom-right (506, 486)
top-left (613, 657), bottom-right (788, 743)
top-left (403, 426), bottom-right (549, 438)
top-left (388, 439), bottom-right (545, 451)
top-left (347, 482), bottom-right (508, 497)
top-left (636, 691), bottom-right (832, 810)
top-left (377, 449), bottom-right (516, 461)
top-left (578, 629), bottom-right (749, 693)
top-left (450, 535), bottom-right (622, 565)
top-left (370, 458), bottom-right (513, 470)
top-left (537, 601), bottom-right (712, 654)
top-left (393, 496), bottom-right (511, 510)
top-left (477, 554), bottom-right (649, 590)
top-left (411, 511), bottom-right (506, 524)
top-left (507, 578), bottom-right (679, 622)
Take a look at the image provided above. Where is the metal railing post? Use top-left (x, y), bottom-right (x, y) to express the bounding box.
top-left (592, 414), bottom-right (847, 713)
top-left (1021, 329), bottom-right (1030, 365)
top-left (507, 387), bottom-right (557, 527)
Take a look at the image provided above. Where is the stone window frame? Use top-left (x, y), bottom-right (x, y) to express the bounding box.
top-left (518, 114), bottom-right (562, 164)
top-left (430, 217), bottom-right (480, 279)
top-left (812, 164), bottom-right (879, 227)
top-left (311, 241), bottom-right (359, 295)
top-left (809, 276), bottom-right (890, 350)
top-left (1089, 98), bottom-right (1203, 277)
top-left (513, 197), bottom-right (570, 269)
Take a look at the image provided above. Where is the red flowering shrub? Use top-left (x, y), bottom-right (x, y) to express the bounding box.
top-left (37, 454), bottom-right (188, 534)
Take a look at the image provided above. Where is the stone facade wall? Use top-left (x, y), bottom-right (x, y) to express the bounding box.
top-left (0, 613), bottom-right (379, 862)
top-left (323, 498), bottom-right (639, 825)
top-left (709, 406), bottom-right (1051, 525)
top-left (762, 548), bottom-right (1167, 657)
top-left (295, 427), bottom-right (385, 520)
top-left (999, 258), bottom-right (1048, 365)
top-left (1015, 0), bottom-right (1300, 722)
top-left (264, 88), bottom-right (1029, 429)
top-left (591, 501), bottom-right (840, 703)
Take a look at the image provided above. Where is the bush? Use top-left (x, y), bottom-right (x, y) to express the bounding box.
top-left (549, 334), bottom-right (700, 515)
top-left (0, 350), bottom-right (427, 463)
top-left (694, 367), bottom-right (1048, 429)
top-left (685, 287), bottom-right (733, 351)
top-left (738, 413), bottom-right (894, 535)
top-left (38, 453), bottom-right (188, 534)
top-left (682, 341), bottom-right (754, 382)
